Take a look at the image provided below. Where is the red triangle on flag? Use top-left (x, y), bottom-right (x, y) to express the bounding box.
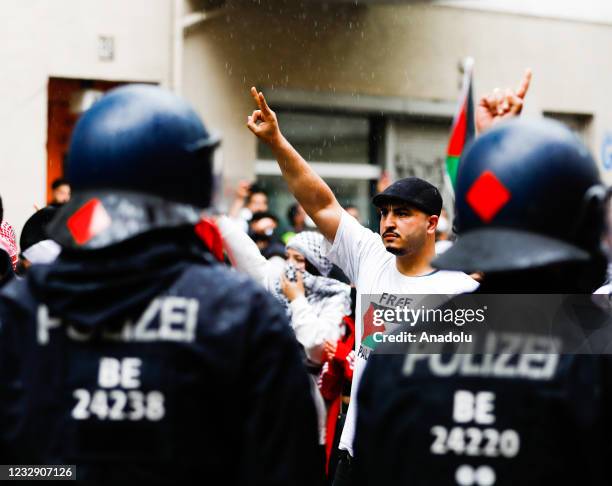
top-left (447, 102), bottom-right (467, 158)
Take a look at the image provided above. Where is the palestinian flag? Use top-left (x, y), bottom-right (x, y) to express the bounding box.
top-left (446, 57), bottom-right (475, 190)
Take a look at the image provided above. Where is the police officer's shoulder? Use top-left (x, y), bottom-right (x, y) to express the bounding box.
top-left (0, 276), bottom-right (34, 314)
top-left (173, 263), bottom-right (289, 332)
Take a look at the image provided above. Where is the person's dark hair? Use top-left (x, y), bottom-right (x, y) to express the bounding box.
top-left (20, 206), bottom-right (58, 253)
top-left (51, 178), bottom-right (69, 190)
top-left (287, 203), bottom-right (300, 226)
top-left (250, 211), bottom-right (278, 225)
top-left (246, 184), bottom-right (267, 202)
top-left (262, 241), bottom-right (286, 260)
top-left (0, 195), bottom-right (4, 223)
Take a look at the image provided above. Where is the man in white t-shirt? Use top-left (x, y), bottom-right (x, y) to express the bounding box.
top-left (323, 186), bottom-right (479, 464)
top-left (246, 69), bottom-right (532, 484)
top-left (245, 88), bottom-right (482, 481)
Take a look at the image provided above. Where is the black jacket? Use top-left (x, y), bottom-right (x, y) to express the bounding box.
top-left (354, 293), bottom-right (612, 485)
top-left (0, 230), bottom-right (322, 485)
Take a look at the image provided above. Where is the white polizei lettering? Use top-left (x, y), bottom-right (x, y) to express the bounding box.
top-left (101, 326), bottom-right (127, 342)
top-left (132, 298), bottom-right (162, 341)
top-left (478, 353), bottom-right (495, 377)
top-left (402, 354), bottom-right (428, 375)
top-left (38, 297), bottom-right (199, 344)
top-left (185, 298), bottom-right (198, 341)
top-left (491, 334), bottom-right (522, 378)
top-left (402, 332), bottom-right (560, 380)
top-left (536, 352), bottom-right (559, 380)
top-left (429, 354), bottom-right (462, 377)
top-left (37, 305), bottom-right (61, 345)
top-left (66, 325), bottom-right (94, 342)
top-left (457, 343), bottom-right (481, 377)
top-left (492, 354), bottom-right (515, 378)
top-left (159, 297), bottom-right (198, 342)
top-left (516, 336), bottom-right (561, 380)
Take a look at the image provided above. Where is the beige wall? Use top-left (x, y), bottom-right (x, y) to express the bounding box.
top-left (3, 0), bottom-right (611, 234)
top-left (183, 1), bottom-right (612, 188)
top-left (0, 0), bottom-right (173, 235)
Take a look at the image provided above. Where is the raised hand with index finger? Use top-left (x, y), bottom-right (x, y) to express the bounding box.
top-left (247, 87), bottom-right (284, 148)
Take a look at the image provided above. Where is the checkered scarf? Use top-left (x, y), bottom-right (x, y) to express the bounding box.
top-left (286, 231), bottom-right (333, 277)
top-left (0, 221), bottom-right (18, 270)
top-left (272, 231), bottom-right (351, 319)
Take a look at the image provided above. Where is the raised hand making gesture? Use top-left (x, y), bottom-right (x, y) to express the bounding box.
top-left (476, 69), bottom-right (532, 133)
top-left (247, 87), bottom-right (284, 147)
top-left (246, 86), bottom-right (343, 242)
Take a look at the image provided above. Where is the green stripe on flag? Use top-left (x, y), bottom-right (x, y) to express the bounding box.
top-left (446, 155), bottom-right (460, 189)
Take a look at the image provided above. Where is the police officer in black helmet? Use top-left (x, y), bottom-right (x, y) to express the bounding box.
top-left (0, 85), bottom-right (323, 485)
top-left (354, 117), bottom-right (612, 485)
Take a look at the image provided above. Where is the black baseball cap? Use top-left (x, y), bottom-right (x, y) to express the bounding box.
top-left (372, 177), bottom-right (443, 216)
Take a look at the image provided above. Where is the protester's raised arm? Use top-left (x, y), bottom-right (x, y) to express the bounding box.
top-left (476, 69), bottom-right (532, 134)
top-left (247, 87), bottom-right (343, 242)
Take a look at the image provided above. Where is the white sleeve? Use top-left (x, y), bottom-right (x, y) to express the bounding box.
top-left (321, 210), bottom-right (385, 284)
top-left (217, 216), bottom-right (272, 288)
top-left (289, 295), bottom-right (345, 365)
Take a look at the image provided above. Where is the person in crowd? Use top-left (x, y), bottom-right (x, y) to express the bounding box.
top-left (319, 314), bottom-right (356, 478)
top-left (0, 196), bottom-right (16, 284)
top-left (0, 244), bottom-right (14, 286)
top-left (248, 210), bottom-right (286, 260)
top-left (595, 192), bottom-right (612, 294)
top-left (50, 178), bottom-right (71, 205)
top-left (228, 180), bottom-right (269, 232)
top-left (0, 85), bottom-right (323, 485)
top-left (18, 205), bottom-right (62, 272)
top-left (246, 70), bottom-right (531, 485)
top-left (282, 202), bottom-right (307, 243)
top-left (435, 208), bottom-right (453, 254)
top-left (0, 196), bottom-right (19, 273)
top-left (355, 118), bottom-right (612, 485)
top-left (272, 231), bottom-right (352, 365)
top-left (218, 216), bottom-right (352, 448)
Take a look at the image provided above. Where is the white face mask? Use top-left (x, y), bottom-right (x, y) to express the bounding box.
top-left (437, 216), bottom-right (450, 234)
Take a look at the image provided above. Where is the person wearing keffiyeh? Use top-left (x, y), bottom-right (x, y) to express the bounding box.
top-left (0, 220), bottom-right (18, 272)
top-left (218, 220), bottom-right (351, 363)
top-left (217, 218), bottom-right (352, 446)
top-left (270, 231), bottom-right (351, 364)
top-left (0, 193), bottom-right (18, 272)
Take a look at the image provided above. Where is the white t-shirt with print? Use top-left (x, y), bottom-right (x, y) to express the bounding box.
top-left (323, 210), bottom-right (479, 457)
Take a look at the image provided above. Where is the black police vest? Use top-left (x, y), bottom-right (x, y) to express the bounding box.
top-left (0, 263), bottom-right (323, 485)
top-left (354, 296), bottom-right (612, 486)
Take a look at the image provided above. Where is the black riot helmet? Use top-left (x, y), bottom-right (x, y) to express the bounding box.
top-left (48, 85), bottom-right (221, 250)
top-left (434, 119), bottom-right (606, 285)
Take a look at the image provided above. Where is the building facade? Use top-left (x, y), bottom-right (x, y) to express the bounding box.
top-left (3, 0), bottom-right (612, 234)
top-left (182, 0), bottom-right (612, 227)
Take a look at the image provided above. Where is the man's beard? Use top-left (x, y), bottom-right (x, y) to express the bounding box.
top-left (385, 246), bottom-right (407, 256)
top-left (383, 232), bottom-right (426, 257)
